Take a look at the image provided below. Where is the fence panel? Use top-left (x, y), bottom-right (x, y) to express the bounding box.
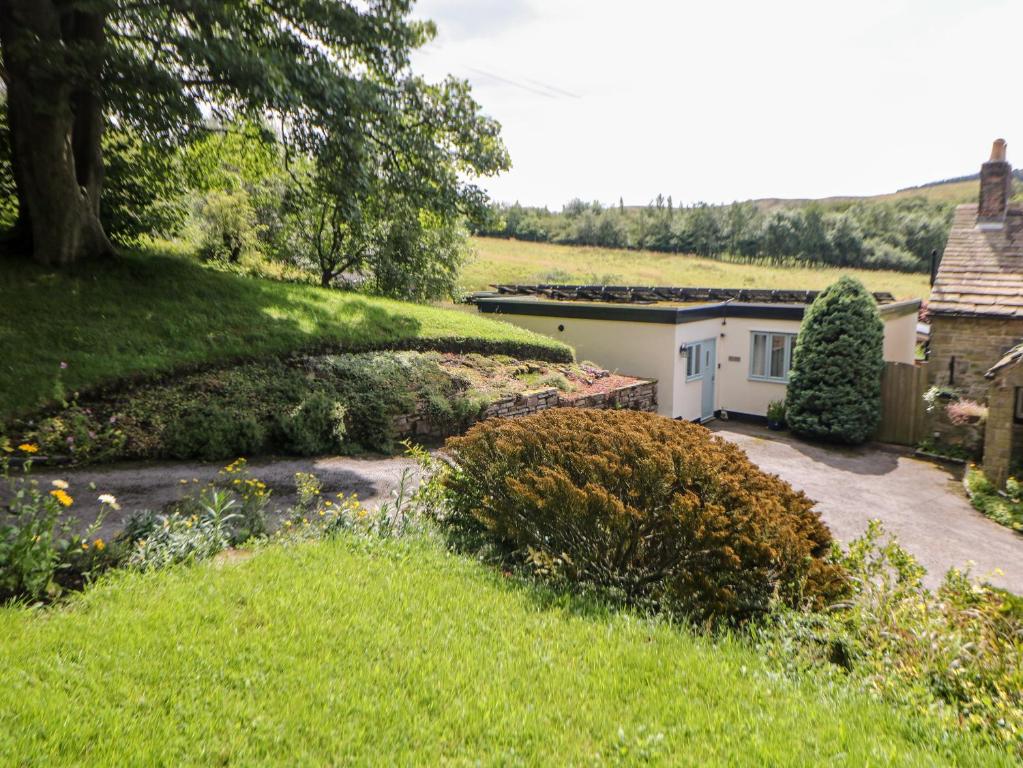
top-left (876, 362), bottom-right (927, 446)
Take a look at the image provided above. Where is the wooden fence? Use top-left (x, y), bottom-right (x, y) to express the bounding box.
top-left (876, 362), bottom-right (928, 446)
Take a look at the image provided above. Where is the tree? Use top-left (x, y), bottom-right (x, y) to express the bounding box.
top-left (785, 277), bottom-right (884, 444)
top-left (0, 1), bottom-right (508, 266)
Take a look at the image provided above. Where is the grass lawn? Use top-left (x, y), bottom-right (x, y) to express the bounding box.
top-left (0, 250), bottom-right (570, 420)
top-left (462, 237), bottom-right (932, 299)
top-left (0, 536), bottom-right (1009, 766)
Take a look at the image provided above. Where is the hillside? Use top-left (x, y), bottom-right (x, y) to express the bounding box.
top-left (751, 170), bottom-right (1023, 212)
top-left (0, 535), bottom-right (1009, 766)
top-left (0, 250), bottom-right (571, 421)
top-left (462, 237), bottom-right (932, 298)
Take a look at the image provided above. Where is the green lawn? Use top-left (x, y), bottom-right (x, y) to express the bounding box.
top-left (0, 536), bottom-right (1008, 766)
top-left (462, 237), bottom-right (932, 299)
top-left (0, 250), bottom-right (570, 420)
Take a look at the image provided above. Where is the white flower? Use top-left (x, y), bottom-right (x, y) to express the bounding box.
top-left (98, 493), bottom-right (121, 510)
top-left (51, 479), bottom-right (69, 490)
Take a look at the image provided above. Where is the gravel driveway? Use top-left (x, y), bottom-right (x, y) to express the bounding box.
top-left (712, 421), bottom-right (1023, 592)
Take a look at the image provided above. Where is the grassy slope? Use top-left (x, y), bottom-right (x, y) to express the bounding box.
top-left (463, 237), bottom-right (932, 299)
top-left (0, 251), bottom-right (570, 420)
top-left (0, 537), bottom-right (1008, 767)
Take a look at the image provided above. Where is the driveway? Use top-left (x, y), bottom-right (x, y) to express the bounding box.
top-left (711, 421), bottom-right (1023, 592)
top-left (11, 455), bottom-right (419, 542)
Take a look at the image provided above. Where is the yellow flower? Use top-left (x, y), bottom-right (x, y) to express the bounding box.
top-left (81, 541), bottom-right (89, 550)
top-left (51, 479), bottom-right (69, 490)
top-left (18, 443), bottom-right (38, 454)
top-left (93, 539), bottom-right (105, 551)
top-left (49, 489), bottom-right (73, 507)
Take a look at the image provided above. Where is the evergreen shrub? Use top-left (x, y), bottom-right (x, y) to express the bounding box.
top-left (785, 276), bottom-right (884, 444)
top-left (443, 409), bottom-right (846, 622)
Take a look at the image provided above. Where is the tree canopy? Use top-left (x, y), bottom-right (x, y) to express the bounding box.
top-left (0, 0), bottom-right (508, 266)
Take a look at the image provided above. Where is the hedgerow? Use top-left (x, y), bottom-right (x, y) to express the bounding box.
top-left (442, 409), bottom-right (847, 623)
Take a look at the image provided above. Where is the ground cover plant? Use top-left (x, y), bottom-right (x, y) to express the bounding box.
top-left (463, 236), bottom-right (931, 298)
top-left (0, 250), bottom-right (571, 421)
top-left (964, 468), bottom-right (1023, 532)
top-left (7, 353), bottom-right (620, 463)
top-left (785, 276), bottom-right (885, 444)
top-left (442, 409), bottom-right (846, 623)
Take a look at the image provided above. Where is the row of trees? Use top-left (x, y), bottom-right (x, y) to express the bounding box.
top-left (477, 195), bottom-right (956, 272)
top-left (0, 0), bottom-right (507, 300)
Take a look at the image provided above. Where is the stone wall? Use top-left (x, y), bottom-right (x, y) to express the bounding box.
top-left (928, 316), bottom-right (1023, 401)
top-left (394, 380), bottom-right (658, 439)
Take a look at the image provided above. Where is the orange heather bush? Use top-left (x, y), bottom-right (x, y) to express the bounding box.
top-left (443, 409), bottom-right (846, 622)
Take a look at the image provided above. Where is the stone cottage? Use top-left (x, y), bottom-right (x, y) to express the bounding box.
top-left (927, 138), bottom-right (1023, 477)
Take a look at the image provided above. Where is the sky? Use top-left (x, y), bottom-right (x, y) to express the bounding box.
top-left (410, 0), bottom-right (1023, 208)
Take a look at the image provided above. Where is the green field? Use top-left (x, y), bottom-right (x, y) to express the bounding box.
top-left (0, 250), bottom-right (570, 420)
top-left (0, 535), bottom-right (1008, 766)
top-left (462, 237), bottom-right (932, 298)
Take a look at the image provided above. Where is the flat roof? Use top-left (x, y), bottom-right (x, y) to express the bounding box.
top-left (475, 294), bottom-right (921, 325)
top-left (481, 284), bottom-right (899, 305)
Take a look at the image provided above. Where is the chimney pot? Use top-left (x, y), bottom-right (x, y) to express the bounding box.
top-left (978, 138), bottom-right (1011, 222)
top-left (990, 138), bottom-right (1007, 162)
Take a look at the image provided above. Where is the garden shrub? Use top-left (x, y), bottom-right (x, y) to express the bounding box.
top-left (443, 409), bottom-right (846, 623)
top-left (162, 402), bottom-right (265, 461)
top-left (276, 391), bottom-right (346, 455)
top-left (785, 276), bottom-right (884, 444)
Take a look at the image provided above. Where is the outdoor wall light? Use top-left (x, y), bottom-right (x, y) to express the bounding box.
top-left (679, 344), bottom-right (689, 358)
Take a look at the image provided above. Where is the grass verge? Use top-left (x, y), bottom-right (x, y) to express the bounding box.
top-left (0, 535), bottom-right (1010, 766)
top-left (0, 250), bottom-right (571, 420)
top-left (462, 236), bottom-right (932, 298)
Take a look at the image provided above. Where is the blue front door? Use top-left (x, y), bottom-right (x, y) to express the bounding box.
top-left (701, 339), bottom-right (716, 421)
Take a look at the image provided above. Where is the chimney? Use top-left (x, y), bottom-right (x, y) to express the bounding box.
top-left (978, 138), bottom-right (1011, 223)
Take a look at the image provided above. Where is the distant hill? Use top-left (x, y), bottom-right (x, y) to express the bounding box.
top-left (752, 169), bottom-right (1023, 212)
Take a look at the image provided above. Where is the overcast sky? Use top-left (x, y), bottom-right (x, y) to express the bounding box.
top-left (410, 0), bottom-right (1022, 208)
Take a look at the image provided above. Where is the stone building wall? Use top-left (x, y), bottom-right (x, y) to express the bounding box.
top-left (927, 316), bottom-right (1023, 401)
top-left (983, 366), bottom-right (1023, 486)
top-left (394, 380), bottom-right (658, 439)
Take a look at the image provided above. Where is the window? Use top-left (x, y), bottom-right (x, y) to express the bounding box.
top-left (749, 332), bottom-right (796, 382)
top-left (686, 342), bottom-right (704, 379)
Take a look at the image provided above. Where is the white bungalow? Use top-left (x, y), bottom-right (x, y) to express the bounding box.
top-left (474, 286), bottom-right (920, 422)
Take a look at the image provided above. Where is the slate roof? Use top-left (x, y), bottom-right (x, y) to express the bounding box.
top-left (929, 203), bottom-right (1023, 317)
top-left (986, 342), bottom-right (1023, 379)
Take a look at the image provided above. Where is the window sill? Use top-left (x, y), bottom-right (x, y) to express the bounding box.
top-left (748, 376), bottom-right (789, 384)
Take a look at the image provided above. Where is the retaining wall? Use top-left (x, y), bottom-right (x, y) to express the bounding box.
top-left (394, 380), bottom-right (657, 439)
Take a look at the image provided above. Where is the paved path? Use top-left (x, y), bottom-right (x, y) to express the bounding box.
top-left (711, 421), bottom-right (1023, 592)
top-left (16, 455), bottom-right (418, 541)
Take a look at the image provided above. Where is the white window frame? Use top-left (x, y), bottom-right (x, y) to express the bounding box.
top-left (686, 342), bottom-right (704, 381)
top-left (749, 331), bottom-right (796, 383)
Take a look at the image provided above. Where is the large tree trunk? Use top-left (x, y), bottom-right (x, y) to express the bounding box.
top-left (0, 0), bottom-right (112, 265)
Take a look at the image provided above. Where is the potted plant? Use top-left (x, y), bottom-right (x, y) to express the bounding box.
top-left (766, 400), bottom-right (786, 431)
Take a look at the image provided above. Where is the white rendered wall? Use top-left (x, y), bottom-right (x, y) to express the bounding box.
top-left (487, 313), bottom-right (682, 418)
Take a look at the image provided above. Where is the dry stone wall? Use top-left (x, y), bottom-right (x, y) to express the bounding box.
top-left (394, 380), bottom-right (657, 439)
